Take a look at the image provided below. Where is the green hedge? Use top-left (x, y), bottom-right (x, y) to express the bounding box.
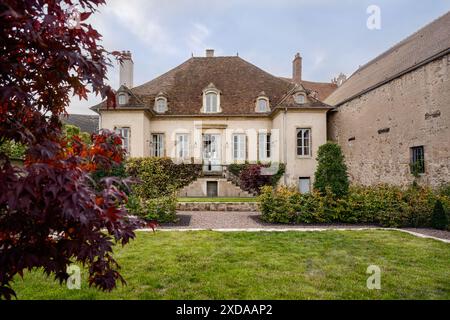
top-left (125, 157), bottom-right (201, 223)
top-left (126, 157), bottom-right (202, 199)
top-left (259, 185), bottom-right (450, 229)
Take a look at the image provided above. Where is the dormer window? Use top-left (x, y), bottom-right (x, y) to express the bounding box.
top-left (118, 93), bottom-right (127, 105)
top-left (202, 83), bottom-right (221, 113)
top-left (294, 93), bottom-right (306, 104)
top-left (154, 94), bottom-right (168, 113)
top-left (255, 92), bottom-right (270, 113)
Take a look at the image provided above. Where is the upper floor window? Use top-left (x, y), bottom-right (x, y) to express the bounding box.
top-left (294, 93), bottom-right (306, 104)
top-left (258, 132), bottom-right (271, 161)
top-left (202, 83), bottom-right (221, 113)
top-left (256, 98), bottom-right (269, 113)
top-left (410, 146), bottom-right (425, 174)
top-left (115, 127), bottom-right (130, 153)
top-left (297, 128), bottom-right (311, 157)
top-left (118, 94), bottom-right (127, 105)
top-left (154, 97), bottom-right (167, 113)
top-left (232, 134), bottom-right (246, 161)
top-left (152, 133), bottom-right (164, 157)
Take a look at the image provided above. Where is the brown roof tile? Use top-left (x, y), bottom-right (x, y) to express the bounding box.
top-left (325, 11), bottom-right (450, 106)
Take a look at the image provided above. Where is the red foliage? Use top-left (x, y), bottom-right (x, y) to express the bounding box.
top-left (0, 0), bottom-right (141, 299)
top-left (239, 164), bottom-right (272, 195)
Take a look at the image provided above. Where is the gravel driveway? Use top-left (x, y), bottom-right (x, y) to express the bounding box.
top-left (156, 211), bottom-right (450, 243)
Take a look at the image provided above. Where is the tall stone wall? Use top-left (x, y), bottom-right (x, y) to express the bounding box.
top-left (328, 54), bottom-right (450, 187)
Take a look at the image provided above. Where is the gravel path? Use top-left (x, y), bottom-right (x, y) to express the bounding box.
top-left (155, 211), bottom-right (450, 243)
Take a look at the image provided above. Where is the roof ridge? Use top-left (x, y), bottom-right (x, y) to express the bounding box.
top-left (350, 10), bottom-right (450, 78)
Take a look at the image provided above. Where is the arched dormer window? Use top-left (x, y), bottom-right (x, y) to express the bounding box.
top-left (294, 93), bottom-right (306, 104)
top-left (202, 83), bottom-right (221, 113)
top-left (118, 93), bottom-right (127, 106)
top-left (154, 92), bottom-right (168, 113)
top-left (255, 92), bottom-right (270, 112)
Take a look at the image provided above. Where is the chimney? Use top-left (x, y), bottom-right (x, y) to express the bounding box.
top-left (119, 50), bottom-right (134, 88)
top-left (205, 49), bottom-right (214, 57)
top-left (292, 52), bottom-right (302, 83)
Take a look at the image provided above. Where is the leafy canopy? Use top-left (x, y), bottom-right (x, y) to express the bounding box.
top-left (0, 0), bottom-right (141, 299)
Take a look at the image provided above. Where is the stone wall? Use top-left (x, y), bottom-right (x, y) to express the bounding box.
top-left (177, 202), bottom-right (259, 212)
top-left (328, 54), bottom-right (450, 187)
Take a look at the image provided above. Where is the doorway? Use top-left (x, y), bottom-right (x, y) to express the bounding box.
top-left (206, 181), bottom-right (218, 197)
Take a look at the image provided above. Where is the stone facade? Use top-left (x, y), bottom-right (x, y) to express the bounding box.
top-left (327, 54), bottom-right (450, 187)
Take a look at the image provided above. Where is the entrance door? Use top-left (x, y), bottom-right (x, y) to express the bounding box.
top-left (203, 134), bottom-right (221, 173)
top-left (206, 181), bottom-right (218, 197)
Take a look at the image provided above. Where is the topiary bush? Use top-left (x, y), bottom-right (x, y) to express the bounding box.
top-left (431, 200), bottom-right (449, 230)
top-left (314, 142), bottom-right (349, 197)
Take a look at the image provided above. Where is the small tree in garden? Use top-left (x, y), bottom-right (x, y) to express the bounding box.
top-left (431, 200), bottom-right (449, 230)
top-left (0, 0), bottom-right (141, 299)
top-left (314, 142), bottom-right (349, 197)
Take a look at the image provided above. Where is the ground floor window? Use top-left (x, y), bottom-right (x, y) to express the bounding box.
top-left (176, 133), bottom-right (189, 159)
top-left (232, 134), bottom-right (246, 161)
top-left (298, 177), bottom-right (311, 194)
top-left (297, 128), bottom-right (311, 156)
top-left (410, 146), bottom-right (425, 174)
top-left (258, 132), bottom-right (271, 161)
top-left (152, 133), bottom-right (164, 157)
top-left (114, 127), bottom-right (130, 154)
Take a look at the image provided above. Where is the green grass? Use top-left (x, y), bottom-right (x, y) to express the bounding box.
top-left (12, 230), bottom-right (450, 299)
top-left (178, 197), bottom-right (257, 202)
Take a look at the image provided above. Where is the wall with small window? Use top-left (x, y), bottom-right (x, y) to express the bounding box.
top-left (272, 109), bottom-right (328, 186)
top-left (100, 110), bottom-right (151, 157)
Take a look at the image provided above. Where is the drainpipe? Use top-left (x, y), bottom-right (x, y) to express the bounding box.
top-left (283, 107), bottom-right (288, 185)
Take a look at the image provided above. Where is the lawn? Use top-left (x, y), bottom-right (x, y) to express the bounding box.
top-left (12, 230), bottom-right (450, 299)
top-left (178, 197), bottom-right (257, 202)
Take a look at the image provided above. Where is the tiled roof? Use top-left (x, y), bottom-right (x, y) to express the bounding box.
top-left (93, 56), bottom-right (333, 115)
top-left (325, 11), bottom-right (450, 106)
top-left (60, 114), bottom-right (99, 133)
top-left (278, 77), bottom-right (337, 101)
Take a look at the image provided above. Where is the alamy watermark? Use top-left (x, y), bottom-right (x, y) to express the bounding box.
top-left (67, 265), bottom-right (81, 290)
top-left (367, 5), bottom-right (381, 30)
top-left (366, 265), bottom-right (381, 290)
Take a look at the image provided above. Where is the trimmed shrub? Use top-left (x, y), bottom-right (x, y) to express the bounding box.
top-left (431, 200), bottom-right (449, 230)
top-left (314, 142), bottom-right (349, 197)
top-left (259, 184), bottom-right (450, 228)
top-left (126, 193), bottom-right (177, 223)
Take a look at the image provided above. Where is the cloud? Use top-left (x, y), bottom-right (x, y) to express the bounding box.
top-left (186, 23), bottom-right (212, 55)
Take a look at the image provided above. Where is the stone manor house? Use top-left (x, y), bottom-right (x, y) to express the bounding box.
top-left (88, 12), bottom-right (450, 196)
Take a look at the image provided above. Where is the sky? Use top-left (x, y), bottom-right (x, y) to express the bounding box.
top-left (69, 0), bottom-right (450, 114)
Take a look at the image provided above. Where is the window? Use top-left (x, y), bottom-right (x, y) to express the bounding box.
top-left (202, 83), bottom-right (221, 113)
top-left (205, 92), bottom-right (218, 113)
top-left (410, 146), bottom-right (425, 174)
top-left (297, 128), bottom-right (311, 156)
top-left (257, 98), bottom-right (269, 112)
top-left (258, 132), bottom-right (271, 161)
top-left (115, 127), bottom-right (130, 153)
top-left (299, 177), bottom-right (311, 194)
top-left (155, 98), bottom-right (167, 113)
top-left (118, 94), bottom-right (127, 105)
top-left (232, 134), bottom-right (246, 161)
top-left (176, 134), bottom-right (189, 159)
top-left (294, 94), bottom-right (306, 104)
top-left (152, 133), bottom-right (164, 157)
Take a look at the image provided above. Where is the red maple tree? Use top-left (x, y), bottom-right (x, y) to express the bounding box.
top-left (0, 0), bottom-right (141, 299)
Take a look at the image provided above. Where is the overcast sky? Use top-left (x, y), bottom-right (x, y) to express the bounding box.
top-left (69, 0), bottom-right (450, 115)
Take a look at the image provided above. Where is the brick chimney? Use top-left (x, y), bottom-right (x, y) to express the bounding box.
top-left (119, 50), bottom-right (134, 88)
top-left (205, 49), bottom-right (214, 57)
top-left (292, 52), bottom-right (302, 83)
